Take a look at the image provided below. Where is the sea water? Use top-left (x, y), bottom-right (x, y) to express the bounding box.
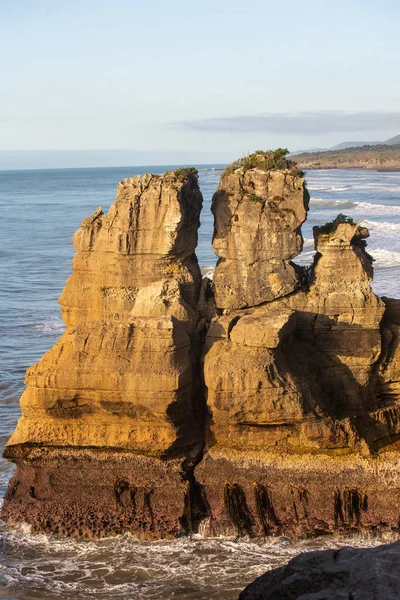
top-left (1, 166), bottom-right (400, 599)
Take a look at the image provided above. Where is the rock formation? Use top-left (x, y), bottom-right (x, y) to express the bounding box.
top-left (1, 168), bottom-right (207, 538)
top-left (195, 153), bottom-right (400, 539)
top-left (2, 150), bottom-right (400, 540)
top-left (212, 157), bottom-right (309, 309)
top-left (239, 541), bottom-right (400, 599)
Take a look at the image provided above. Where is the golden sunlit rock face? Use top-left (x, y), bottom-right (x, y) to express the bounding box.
top-left (3, 157), bottom-right (400, 540)
top-left (7, 170), bottom-right (204, 456)
top-left (1, 169), bottom-right (207, 538)
top-left (211, 169), bottom-right (309, 309)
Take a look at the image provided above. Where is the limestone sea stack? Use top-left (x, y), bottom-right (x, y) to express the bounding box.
top-left (3, 150), bottom-right (400, 541)
top-left (1, 169), bottom-right (206, 538)
top-left (212, 150), bottom-right (309, 309)
top-left (196, 152), bottom-right (400, 538)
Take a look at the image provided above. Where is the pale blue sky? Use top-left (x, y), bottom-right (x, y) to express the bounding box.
top-left (1, 0), bottom-right (400, 166)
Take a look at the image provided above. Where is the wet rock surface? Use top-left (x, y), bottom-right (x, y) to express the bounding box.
top-left (238, 541), bottom-right (400, 600)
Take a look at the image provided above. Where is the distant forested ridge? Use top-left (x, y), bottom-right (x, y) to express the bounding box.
top-left (295, 144), bottom-right (400, 171)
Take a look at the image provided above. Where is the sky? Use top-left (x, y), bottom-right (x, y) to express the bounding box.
top-left (1, 0), bottom-right (400, 168)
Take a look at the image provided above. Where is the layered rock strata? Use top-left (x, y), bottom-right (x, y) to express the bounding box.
top-left (212, 167), bottom-right (309, 309)
top-left (3, 152), bottom-right (400, 541)
top-left (1, 169), bottom-right (206, 538)
top-left (196, 160), bottom-right (400, 538)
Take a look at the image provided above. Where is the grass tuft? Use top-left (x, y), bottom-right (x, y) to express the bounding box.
top-left (173, 167), bottom-right (198, 179)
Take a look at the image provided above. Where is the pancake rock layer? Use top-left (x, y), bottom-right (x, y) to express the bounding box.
top-left (196, 166), bottom-right (400, 539)
top-left (3, 155), bottom-right (400, 540)
top-left (211, 168), bottom-right (309, 309)
top-left (1, 169), bottom-right (206, 538)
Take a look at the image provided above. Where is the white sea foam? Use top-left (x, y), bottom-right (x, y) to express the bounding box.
top-left (361, 220), bottom-right (400, 235)
top-left (310, 198), bottom-right (357, 210)
top-left (311, 198), bottom-right (400, 216)
top-left (343, 183), bottom-right (400, 193)
top-left (370, 248), bottom-right (400, 268)
top-left (302, 237), bottom-right (315, 249)
top-left (0, 524), bottom-right (395, 600)
top-left (200, 265), bottom-right (215, 279)
top-left (33, 319), bottom-right (65, 334)
top-left (295, 245), bottom-right (400, 271)
top-left (307, 180), bottom-right (400, 193)
top-left (308, 184), bottom-right (353, 192)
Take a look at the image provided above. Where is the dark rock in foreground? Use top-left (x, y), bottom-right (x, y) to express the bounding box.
top-left (239, 541), bottom-right (400, 600)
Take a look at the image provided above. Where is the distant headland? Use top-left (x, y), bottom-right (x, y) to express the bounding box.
top-left (295, 142), bottom-right (400, 171)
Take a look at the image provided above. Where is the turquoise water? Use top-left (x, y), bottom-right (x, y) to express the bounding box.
top-left (1, 166), bottom-right (400, 599)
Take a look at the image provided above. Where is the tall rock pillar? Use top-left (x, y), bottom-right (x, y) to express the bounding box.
top-left (1, 169), bottom-right (206, 538)
top-left (196, 153), bottom-right (400, 539)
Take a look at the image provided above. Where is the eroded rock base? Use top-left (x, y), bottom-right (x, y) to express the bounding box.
top-left (1, 446), bottom-right (205, 539)
top-left (196, 450), bottom-right (400, 539)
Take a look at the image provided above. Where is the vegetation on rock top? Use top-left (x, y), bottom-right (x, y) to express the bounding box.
top-left (223, 149), bottom-right (304, 177)
top-left (173, 167), bottom-right (199, 179)
top-left (314, 213), bottom-right (356, 235)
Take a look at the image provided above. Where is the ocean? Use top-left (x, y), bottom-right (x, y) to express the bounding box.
top-left (1, 166), bottom-right (400, 599)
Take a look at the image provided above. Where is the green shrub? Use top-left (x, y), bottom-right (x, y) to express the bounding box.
top-left (223, 149), bottom-right (303, 177)
top-left (173, 167), bottom-right (198, 179)
top-left (314, 213), bottom-right (356, 235)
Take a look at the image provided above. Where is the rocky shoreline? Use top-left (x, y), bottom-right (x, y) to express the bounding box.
top-left (2, 150), bottom-right (400, 540)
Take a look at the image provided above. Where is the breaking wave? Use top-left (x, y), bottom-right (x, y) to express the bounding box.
top-left (200, 265), bottom-right (215, 279)
top-left (310, 198), bottom-right (400, 216)
top-left (361, 220), bottom-right (400, 235)
top-left (370, 248), bottom-right (400, 268)
top-left (33, 319), bottom-right (65, 335)
top-left (0, 524), bottom-right (394, 600)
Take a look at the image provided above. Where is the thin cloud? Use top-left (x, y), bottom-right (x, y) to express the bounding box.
top-left (178, 111), bottom-right (400, 135)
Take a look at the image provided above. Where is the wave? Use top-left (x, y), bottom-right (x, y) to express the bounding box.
top-left (310, 198), bottom-right (400, 215)
top-left (308, 184), bottom-right (353, 192)
top-left (0, 467), bottom-right (15, 487)
top-left (33, 319), bottom-right (65, 335)
top-left (370, 248), bottom-right (400, 268)
top-left (295, 246), bottom-right (400, 270)
top-left (200, 265), bottom-right (215, 279)
top-left (302, 237), bottom-right (315, 249)
top-left (310, 198), bottom-right (356, 210)
top-left (0, 524), bottom-right (392, 600)
top-left (372, 276), bottom-right (400, 298)
top-left (361, 220), bottom-right (400, 235)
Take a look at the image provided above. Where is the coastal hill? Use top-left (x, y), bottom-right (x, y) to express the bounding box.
top-left (385, 133), bottom-right (400, 145)
top-left (295, 143), bottom-right (400, 170)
